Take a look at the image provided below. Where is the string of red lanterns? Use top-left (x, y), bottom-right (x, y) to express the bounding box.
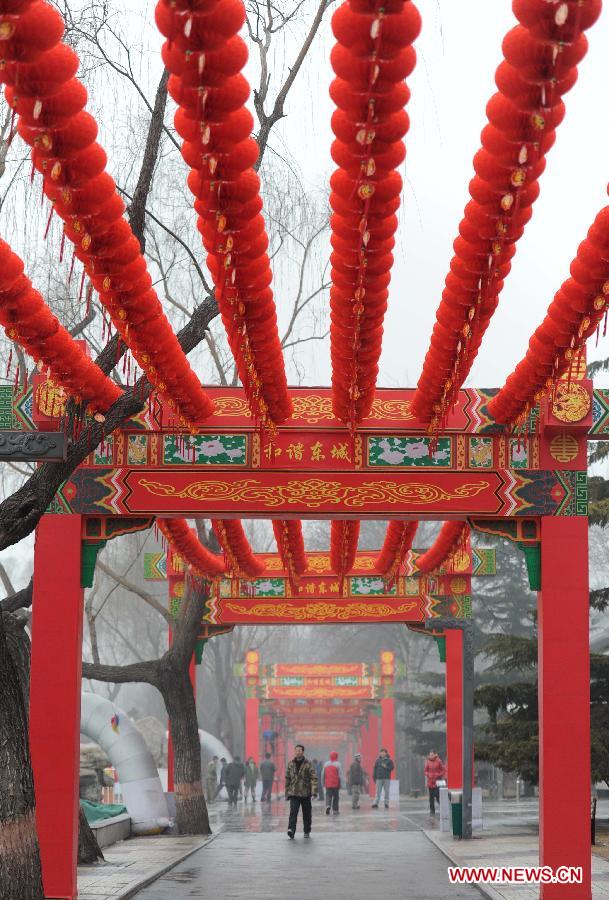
top-left (0, 237), bottom-right (121, 413)
top-left (330, 520), bottom-right (360, 589)
top-left (272, 520), bottom-right (307, 593)
top-left (415, 521), bottom-right (468, 574)
top-left (211, 519), bottom-right (265, 578)
top-left (490, 197), bottom-right (609, 426)
top-left (375, 520), bottom-right (418, 583)
top-left (328, 0), bottom-right (420, 428)
top-left (155, 0), bottom-right (292, 433)
top-left (1, 0), bottom-right (215, 428)
top-left (411, 0), bottom-right (600, 433)
top-left (157, 518), bottom-right (226, 578)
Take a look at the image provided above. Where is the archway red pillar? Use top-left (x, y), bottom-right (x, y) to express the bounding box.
top-left (380, 697), bottom-right (396, 768)
top-left (245, 697), bottom-right (260, 761)
top-left (363, 710), bottom-right (380, 797)
top-left (539, 516), bottom-right (590, 899)
top-left (445, 629), bottom-right (463, 789)
top-left (30, 514), bottom-right (83, 900)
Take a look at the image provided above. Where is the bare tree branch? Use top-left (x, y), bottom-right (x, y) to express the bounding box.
top-left (0, 579), bottom-right (33, 614)
top-left (69, 306), bottom-right (96, 339)
top-left (82, 659), bottom-right (160, 685)
top-left (97, 560), bottom-right (172, 625)
top-left (127, 68), bottom-right (170, 253)
top-left (0, 562), bottom-right (16, 596)
top-left (254, 0), bottom-right (334, 165)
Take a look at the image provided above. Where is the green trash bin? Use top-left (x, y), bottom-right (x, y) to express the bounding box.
top-left (450, 790), bottom-right (462, 838)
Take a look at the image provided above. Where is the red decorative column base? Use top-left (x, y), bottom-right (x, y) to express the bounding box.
top-left (539, 517), bottom-right (590, 899)
top-left (30, 514), bottom-right (83, 900)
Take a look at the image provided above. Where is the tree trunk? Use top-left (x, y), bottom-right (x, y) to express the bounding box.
top-left (77, 806), bottom-right (104, 864)
top-left (159, 659), bottom-right (210, 835)
top-left (0, 612), bottom-right (43, 900)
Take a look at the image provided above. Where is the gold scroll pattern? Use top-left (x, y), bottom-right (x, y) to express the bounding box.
top-left (261, 554), bottom-right (377, 572)
top-left (138, 477), bottom-right (491, 509)
top-left (212, 394), bottom-right (414, 424)
top-left (225, 601), bottom-right (417, 620)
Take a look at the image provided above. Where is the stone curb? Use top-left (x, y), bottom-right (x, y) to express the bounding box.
top-left (422, 829), bottom-right (505, 900)
top-left (115, 830), bottom-right (222, 900)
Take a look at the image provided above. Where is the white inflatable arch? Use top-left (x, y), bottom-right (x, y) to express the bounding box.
top-left (81, 692), bottom-right (171, 835)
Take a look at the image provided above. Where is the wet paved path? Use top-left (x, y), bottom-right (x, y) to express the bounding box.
top-left (135, 799), bottom-right (480, 899)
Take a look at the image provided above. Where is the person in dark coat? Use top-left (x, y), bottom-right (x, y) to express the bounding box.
top-left (215, 757), bottom-right (228, 799)
top-left (259, 752), bottom-right (276, 802)
top-left (285, 744), bottom-right (318, 839)
top-left (371, 747), bottom-right (395, 809)
top-left (347, 753), bottom-right (364, 809)
top-left (244, 757), bottom-right (259, 801)
top-left (225, 756), bottom-right (245, 806)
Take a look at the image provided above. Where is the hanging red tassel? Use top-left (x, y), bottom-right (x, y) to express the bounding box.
top-left (212, 519), bottom-right (264, 578)
top-left (328, 0), bottom-right (420, 428)
top-left (157, 518), bottom-right (226, 579)
top-left (330, 520), bottom-right (360, 593)
top-left (156, 0), bottom-right (292, 433)
top-left (272, 520), bottom-right (307, 593)
top-left (0, 238), bottom-right (120, 412)
top-left (411, 0), bottom-right (597, 433)
top-left (375, 520), bottom-right (418, 586)
top-left (3, 1), bottom-right (215, 429)
top-left (416, 522), bottom-right (469, 574)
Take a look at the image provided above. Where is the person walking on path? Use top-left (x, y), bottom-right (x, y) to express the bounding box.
top-left (206, 755), bottom-right (219, 802)
top-left (225, 756), bottom-right (245, 806)
top-left (371, 747), bottom-right (394, 809)
top-left (285, 743), bottom-right (318, 839)
top-left (214, 756), bottom-right (228, 800)
top-left (244, 757), bottom-right (259, 801)
top-left (347, 753), bottom-right (364, 809)
top-left (260, 752), bottom-right (276, 802)
top-left (424, 750), bottom-right (446, 815)
top-left (314, 758), bottom-right (324, 803)
top-left (323, 751), bottom-right (344, 815)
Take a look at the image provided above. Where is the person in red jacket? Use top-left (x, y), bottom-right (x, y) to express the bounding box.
top-left (323, 751), bottom-right (344, 815)
top-left (424, 750), bottom-right (446, 815)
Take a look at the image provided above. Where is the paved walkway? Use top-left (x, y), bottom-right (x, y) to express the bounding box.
top-left (78, 796), bottom-right (609, 899)
top-left (77, 834), bottom-right (212, 900)
top-left (420, 798), bottom-right (609, 900)
top-left (134, 800), bottom-right (480, 900)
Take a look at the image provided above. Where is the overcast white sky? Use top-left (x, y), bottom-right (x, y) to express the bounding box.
top-left (277, 0), bottom-right (609, 388)
top-left (3, 0), bottom-right (609, 579)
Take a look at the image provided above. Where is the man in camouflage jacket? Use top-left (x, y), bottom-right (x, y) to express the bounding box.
top-left (285, 743), bottom-right (318, 839)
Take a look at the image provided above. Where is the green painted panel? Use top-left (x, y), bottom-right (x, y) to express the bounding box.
top-left (94, 435), bottom-right (114, 465)
top-left (240, 577), bottom-right (285, 598)
top-left (350, 576), bottom-right (396, 596)
top-left (143, 552), bottom-right (167, 580)
top-left (0, 386), bottom-right (14, 430)
top-left (163, 434), bottom-right (247, 465)
top-left (335, 675), bottom-right (358, 686)
top-left (368, 436), bottom-right (452, 467)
